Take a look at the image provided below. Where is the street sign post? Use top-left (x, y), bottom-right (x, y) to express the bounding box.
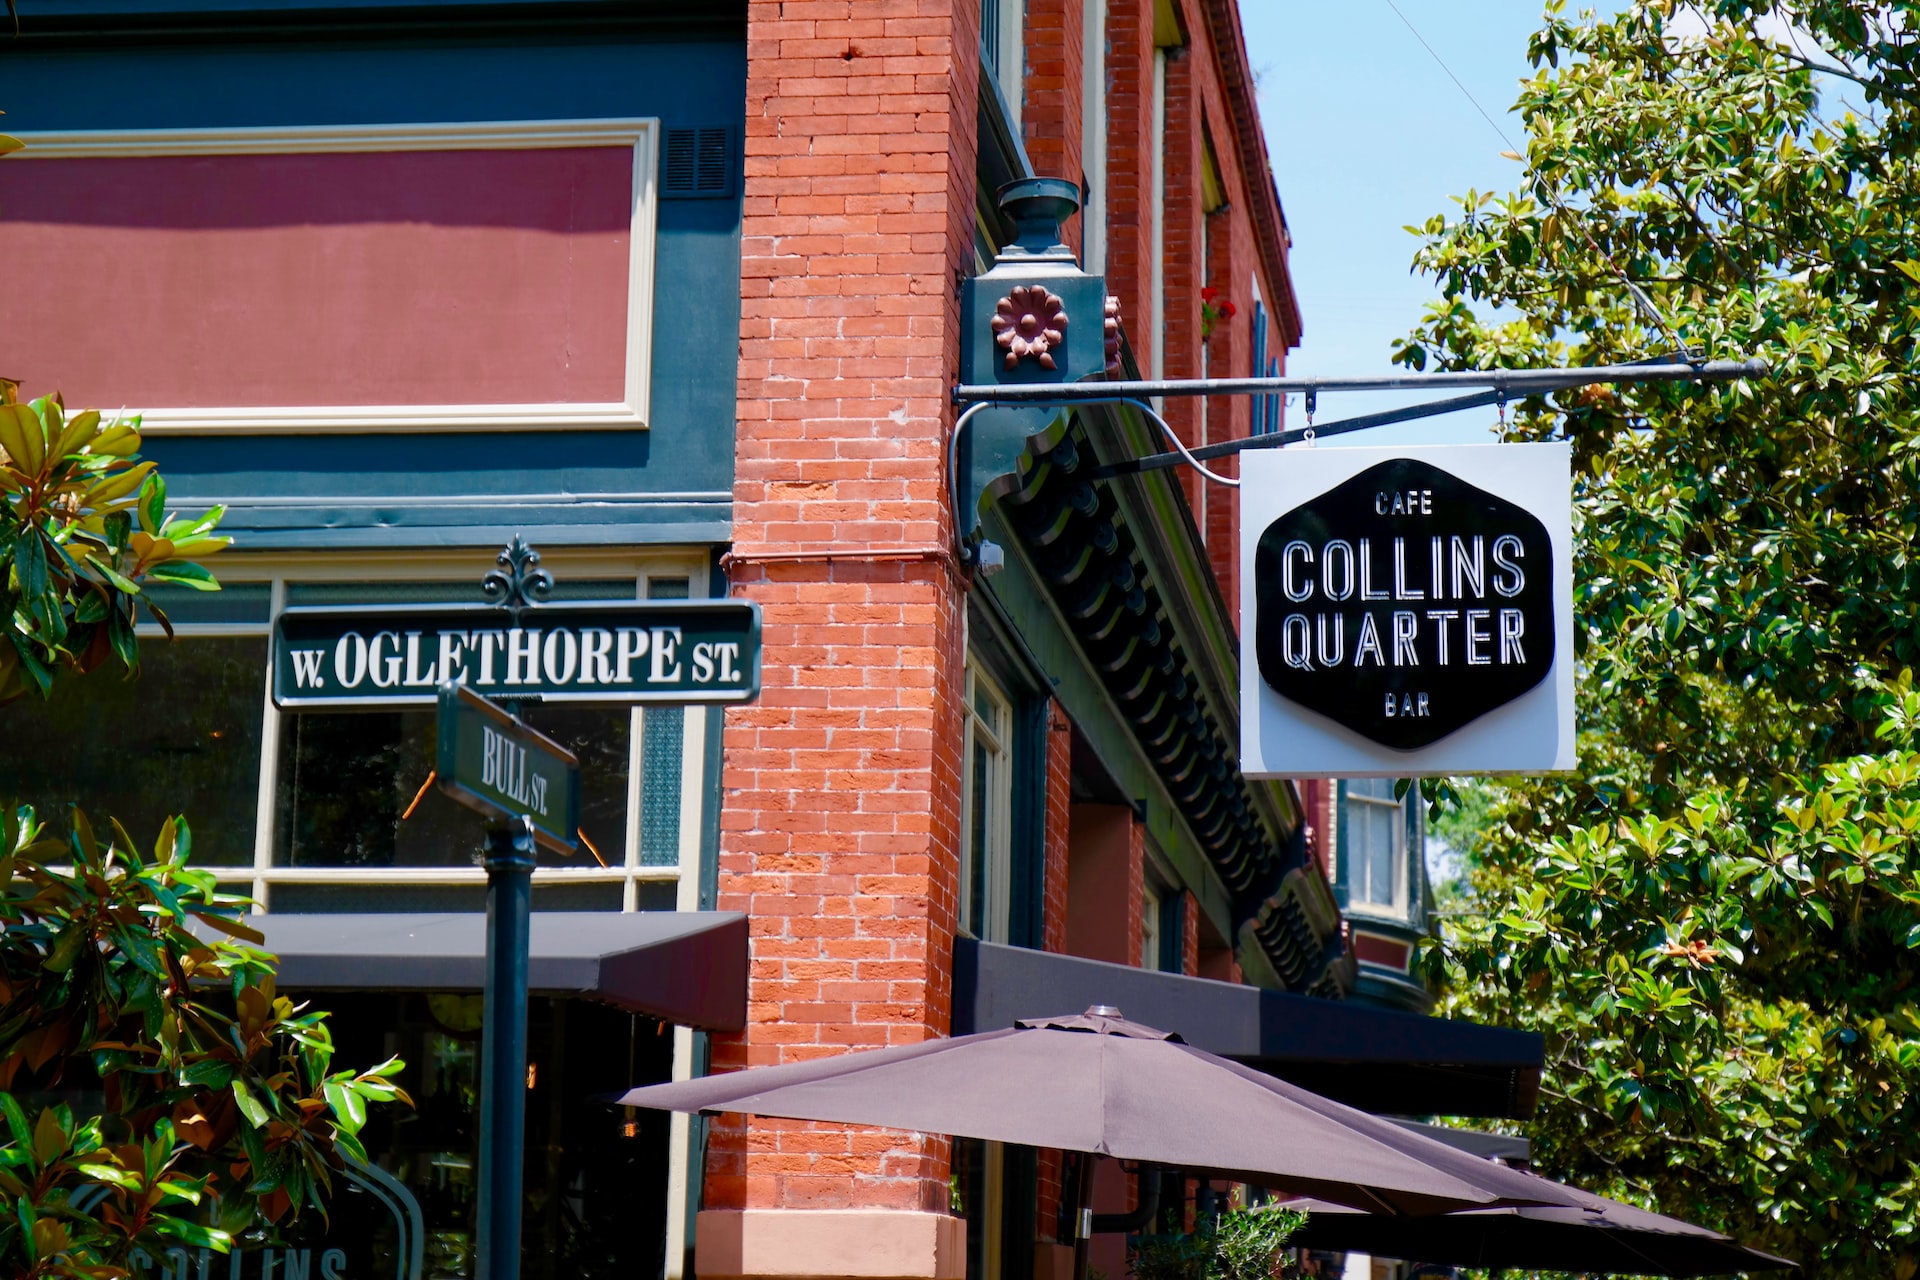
top-left (264, 539), bottom-right (761, 1280)
top-left (434, 681), bottom-right (583, 1280)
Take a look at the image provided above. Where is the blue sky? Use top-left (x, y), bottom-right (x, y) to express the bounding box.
top-left (1239, 1), bottom-right (1554, 442)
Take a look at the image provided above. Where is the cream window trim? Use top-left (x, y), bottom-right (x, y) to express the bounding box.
top-left (10, 119), bottom-right (659, 437)
top-left (136, 550), bottom-right (711, 911)
top-left (1141, 884), bottom-right (1162, 972)
top-left (960, 662), bottom-right (1015, 945)
top-left (211, 866), bottom-right (669, 885)
top-left (987, 0), bottom-right (1025, 128)
top-left (1081, 0), bottom-right (1109, 276)
top-left (1345, 780), bottom-right (1408, 914)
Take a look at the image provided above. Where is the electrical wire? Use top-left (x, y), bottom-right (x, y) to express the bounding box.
top-left (1379, 0), bottom-right (1699, 362)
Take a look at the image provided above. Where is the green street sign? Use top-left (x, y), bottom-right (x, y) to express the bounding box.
top-left (436, 681), bottom-right (581, 855)
top-left (272, 599), bottom-right (761, 709)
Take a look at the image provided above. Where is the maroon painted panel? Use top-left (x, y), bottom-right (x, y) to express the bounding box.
top-left (1, 147), bottom-right (633, 409)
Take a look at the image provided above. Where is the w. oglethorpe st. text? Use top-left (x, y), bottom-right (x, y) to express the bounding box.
top-left (285, 625), bottom-right (746, 691)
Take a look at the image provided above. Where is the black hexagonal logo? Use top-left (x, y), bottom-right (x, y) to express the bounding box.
top-left (1253, 457), bottom-right (1555, 750)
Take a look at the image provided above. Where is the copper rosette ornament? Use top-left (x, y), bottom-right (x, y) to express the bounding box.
top-left (991, 284), bottom-right (1069, 370)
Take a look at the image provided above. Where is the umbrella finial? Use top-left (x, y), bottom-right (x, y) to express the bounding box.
top-left (1086, 1005), bottom-right (1123, 1019)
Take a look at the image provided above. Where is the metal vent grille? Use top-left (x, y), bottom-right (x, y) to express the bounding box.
top-left (662, 126), bottom-right (734, 198)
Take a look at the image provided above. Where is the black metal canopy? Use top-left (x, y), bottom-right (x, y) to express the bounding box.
top-left (232, 911), bottom-right (748, 1031)
top-left (952, 939), bottom-right (1541, 1119)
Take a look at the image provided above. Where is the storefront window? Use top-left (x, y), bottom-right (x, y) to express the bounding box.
top-left (0, 561), bottom-right (713, 912)
top-left (274, 703), bottom-right (631, 871)
top-left (264, 993), bottom-right (675, 1280)
top-left (0, 633), bottom-right (268, 866)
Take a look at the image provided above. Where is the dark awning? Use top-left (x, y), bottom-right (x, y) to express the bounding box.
top-left (235, 911), bottom-right (747, 1032)
top-left (952, 939), bottom-right (1540, 1119)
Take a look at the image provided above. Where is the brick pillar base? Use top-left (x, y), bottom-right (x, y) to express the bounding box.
top-left (696, 1210), bottom-right (966, 1280)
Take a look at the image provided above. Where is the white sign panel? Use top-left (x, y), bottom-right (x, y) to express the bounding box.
top-left (1238, 442), bottom-right (1575, 778)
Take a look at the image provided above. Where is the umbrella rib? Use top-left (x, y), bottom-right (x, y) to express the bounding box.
top-left (1350, 1184), bottom-right (1403, 1218)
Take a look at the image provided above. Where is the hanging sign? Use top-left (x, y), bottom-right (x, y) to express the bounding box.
top-left (1239, 443), bottom-right (1574, 778)
top-left (272, 600), bottom-right (760, 709)
top-left (435, 681), bottom-right (582, 854)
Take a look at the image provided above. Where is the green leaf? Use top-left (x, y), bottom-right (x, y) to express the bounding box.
top-left (42, 921), bottom-right (89, 974)
top-left (31, 1107), bottom-right (66, 1164)
top-left (230, 1081), bottom-right (270, 1130)
top-left (144, 559), bottom-right (220, 591)
top-left (0, 1093), bottom-right (32, 1146)
top-left (137, 471), bottom-right (167, 535)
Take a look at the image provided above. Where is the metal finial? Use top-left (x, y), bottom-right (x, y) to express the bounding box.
top-left (482, 535), bottom-right (554, 627)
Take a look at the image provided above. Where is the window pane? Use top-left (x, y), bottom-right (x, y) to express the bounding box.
top-left (1, 637), bottom-right (265, 866)
top-left (144, 581), bottom-right (273, 626)
top-left (289, 994), bottom-right (676, 1280)
top-left (1364, 807), bottom-right (1397, 906)
top-left (285, 579), bottom-right (639, 607)
top-left (638, 707), bottom-right (683, 867)
top-left (275, 704), bottom-right (629, 870)
top-left (268, 881), bottom-right (624, 913)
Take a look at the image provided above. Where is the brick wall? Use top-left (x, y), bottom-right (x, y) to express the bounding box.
top-left (1043, 701), bottom-right (1073, 956)
top-left (711, 0), bottom-right (982, 1216)
top-left (1161, 47), bottom-right (1205, 519)
top-left (1036, 700), bottom-right (1074, 1240)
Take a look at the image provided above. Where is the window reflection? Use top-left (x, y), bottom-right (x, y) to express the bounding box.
top-left (275, 705), bottom-right (630, 869)
top-left (0, 636), bottom-right (265, 865)
top-left (268, 994), bottom-right (673, 1280)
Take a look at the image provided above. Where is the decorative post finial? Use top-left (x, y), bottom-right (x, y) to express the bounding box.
top-left (482, 535), bottom-right (554, 628)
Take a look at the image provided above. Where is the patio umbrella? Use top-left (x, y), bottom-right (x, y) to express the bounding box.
top-left (615, 1007), bottom-right (1602, 1278)
top-left (1280, 1173), bottom-right (1796, 1276)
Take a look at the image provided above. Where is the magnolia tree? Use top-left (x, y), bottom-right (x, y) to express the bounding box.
top-left (1401, 2), bottom-right (1920, 1274)
top-left (1, 386), bottom-right (407, 1277)
top-left (0, 388), bottom-right (228, 702)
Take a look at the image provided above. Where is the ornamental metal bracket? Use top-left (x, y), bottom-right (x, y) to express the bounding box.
top-left (956, 178), bottom-right (1117, 573)
top-left (481, 534), bottom-right (554, 628)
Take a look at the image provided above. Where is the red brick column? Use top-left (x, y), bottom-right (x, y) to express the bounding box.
top-left (1034, 701), bottom-right (1074, 1272)
top-left (1202, 202), bottom-right (1245, 613)
top-left (1042, 701), bottom-right (1073, 955)
top-left (1159, 46), bottom-right (1203, 516)
top-left (703, 2), bottom-right (981, 1276)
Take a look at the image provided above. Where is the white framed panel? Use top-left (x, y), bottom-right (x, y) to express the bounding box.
top-left (1239, 442), bottom-right (1576, 778)
top-left (9, 119), bottom-right (659, 435)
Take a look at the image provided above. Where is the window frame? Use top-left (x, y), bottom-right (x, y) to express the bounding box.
top-left (959, 660), bottom-right (1016, 944)
top-left (125, 547), bottom-right (712, 912)
top-left (9, 120), bottom-right (661, 437)
top-left (1141, 883), bottom-right (1162, 971)
top-left (1340, 778), bottom-right (1409, 917)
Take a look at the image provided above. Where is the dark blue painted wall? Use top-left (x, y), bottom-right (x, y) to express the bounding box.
top-left (1, 11), bottom-right (745, 549)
